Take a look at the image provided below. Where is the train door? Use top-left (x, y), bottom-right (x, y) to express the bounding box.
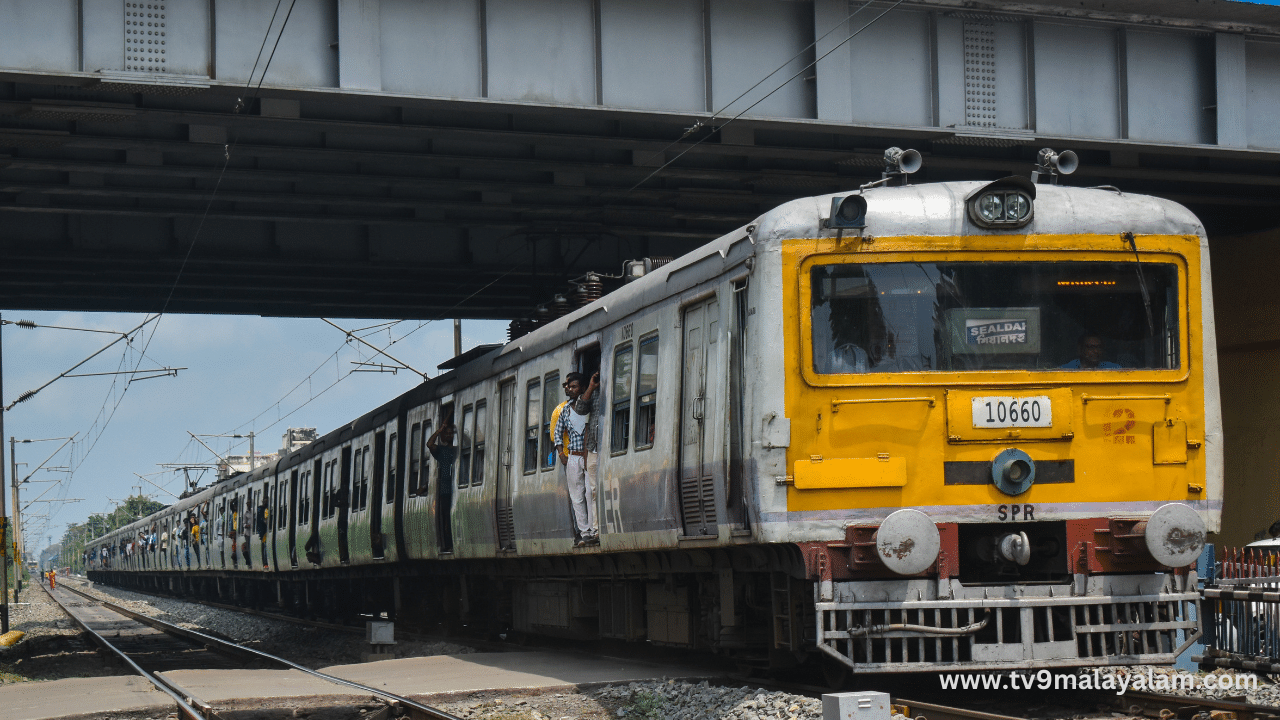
top-left (305, 458), bottom-right (322, 564)
top-left (727, 279), bottom-right (750, 529)
top-left (679, 296), bottom-right (720, 537)
top-left (371, 430), bottom-right (387, 559)
top-left (339, 446), bottom-right (352, 563)
top-left (438, 402), bottom-right (455, 553)
top-left (495, 379), bottom-right (516, 550)
top-left (288, 469), bottom-right (299, 567)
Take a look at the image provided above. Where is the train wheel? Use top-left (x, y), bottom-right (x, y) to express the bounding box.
top-left (821, 657), bottom-right (852, 690)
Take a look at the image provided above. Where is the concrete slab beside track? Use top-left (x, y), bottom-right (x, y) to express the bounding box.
top-left (0, 650), bottom-right (717, 720)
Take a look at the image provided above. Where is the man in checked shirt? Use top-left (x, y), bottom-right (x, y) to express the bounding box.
top-left (555, 371), bottom-right (600, 547)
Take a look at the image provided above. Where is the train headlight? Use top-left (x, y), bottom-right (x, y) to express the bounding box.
top-left (991, 447), bottom-right (1036, 496)
top-left (966, 176), bottom-right (1037, 229)
top-left (977, 193), bottom-right (1003, 223)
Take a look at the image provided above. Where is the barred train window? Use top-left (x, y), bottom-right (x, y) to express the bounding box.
top-left (541, 373), bottom-right (559, 470)
top-left (810, 262), bottom-right (1180, 374)
top-left (634, 334), bottom-right (658, 450)
top-left (472, 401), bottom-right (487, 487)
top-left (524, 381), bottom-right (540, 474)
top-left (611, 343), bottom-right (633, 454)
top-left (360, 444), bottom-right (371, 510)
top-left (409, 423), bottom-right (421, 494)
top-left (386, 433), bottom-right (397, 504)
top-left (458, 405), bottom-right (474, 489)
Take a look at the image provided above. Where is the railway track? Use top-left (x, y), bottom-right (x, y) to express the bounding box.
top-left (45, 578), bottom-right (1280, 720)
top-left (42, 580), bottom-right (464, 720)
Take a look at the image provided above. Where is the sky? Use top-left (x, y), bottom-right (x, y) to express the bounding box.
top-left (0, 310), bottom-right (508, 560)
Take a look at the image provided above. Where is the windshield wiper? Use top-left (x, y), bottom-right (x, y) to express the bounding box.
top-left (1122, 232), bottom-right (1155, 338)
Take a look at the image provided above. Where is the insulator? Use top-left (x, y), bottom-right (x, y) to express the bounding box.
top-left (648, 256), bottom-right (675, 269)
top-left (551, 294), bottom-right (570, 318)
top-left (533, 305), bottom-right (551, 327)
top-left (507, 319), bottom-right (532, 341)
top-left (16, 319), bottom-right (36, 329)
top-left (572, 273), bottom-right (604, 308)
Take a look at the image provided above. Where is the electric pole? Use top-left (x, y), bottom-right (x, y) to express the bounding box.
top-left (0, 313), bottom-right (9, 633)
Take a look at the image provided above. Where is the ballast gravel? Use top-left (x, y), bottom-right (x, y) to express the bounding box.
top-left (59, 576), bottom-right (474, 668)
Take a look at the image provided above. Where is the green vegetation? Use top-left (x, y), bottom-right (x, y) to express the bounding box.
top-left (58, 494), bottom-right (167, 573)
top-left (627, 690), bottom-right (667, 720)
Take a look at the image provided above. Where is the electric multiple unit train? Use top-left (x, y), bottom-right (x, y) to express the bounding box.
top-left (86, 150), bottom-right (1220, 676)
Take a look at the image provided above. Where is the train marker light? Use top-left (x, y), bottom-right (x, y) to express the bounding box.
top-left (825, 195), bottom-right (867, 230)
top-left (966, 176), bottom-right (1036, 229)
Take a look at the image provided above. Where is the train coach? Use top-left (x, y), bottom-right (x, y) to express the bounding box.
top-left (87, 149), bottom-right (1220, 678)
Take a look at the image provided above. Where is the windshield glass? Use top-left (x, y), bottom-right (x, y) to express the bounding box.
top-left (810, 261), bottom-right (1179, 373)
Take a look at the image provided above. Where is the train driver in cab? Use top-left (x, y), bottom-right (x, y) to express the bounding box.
top-left (1061, 333), bottom-right (1121, 370)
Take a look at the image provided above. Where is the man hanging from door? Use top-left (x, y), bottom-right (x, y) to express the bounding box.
top-left (555, 371), bottom-right (600, 547)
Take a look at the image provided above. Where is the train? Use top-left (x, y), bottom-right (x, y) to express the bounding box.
top-left (85, 148), bottom-right (1220, 677)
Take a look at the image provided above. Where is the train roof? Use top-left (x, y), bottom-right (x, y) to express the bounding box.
top-left (757, 180), bottom-right (1206, 243)
top-left (468, 180), bottom-right (1205, 374)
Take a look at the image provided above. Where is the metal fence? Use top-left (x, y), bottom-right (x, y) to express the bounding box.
top-left (1199, 545), bottom-right (1280, 675)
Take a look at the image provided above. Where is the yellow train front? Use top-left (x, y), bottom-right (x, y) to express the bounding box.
top-left (760, 155), bottom-right (1220, 672)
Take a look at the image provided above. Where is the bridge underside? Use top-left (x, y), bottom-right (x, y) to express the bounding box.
top-left (1, 0), bottom-right (1279, 319)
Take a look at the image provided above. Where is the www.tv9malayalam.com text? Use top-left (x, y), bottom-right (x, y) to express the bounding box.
top-left (938, 668), bottom-right (1259, 694)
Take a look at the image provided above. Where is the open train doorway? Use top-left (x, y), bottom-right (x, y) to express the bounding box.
top-left (338, 446), bottom-right (352, 564)
top-left (438, 402), bottom-right (455, 553)
top-left (371, 430), bottom-right (386, 559)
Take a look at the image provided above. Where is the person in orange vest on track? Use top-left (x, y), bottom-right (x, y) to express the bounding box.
top-left (47, 570), bottom-right (55, 589)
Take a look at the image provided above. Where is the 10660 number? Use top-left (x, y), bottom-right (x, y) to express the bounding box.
top-left (971, 396), bottom-right (1052, 428)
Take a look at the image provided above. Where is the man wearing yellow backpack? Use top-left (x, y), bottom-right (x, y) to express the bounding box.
top-left (555, 371), bottom-right (600, 547)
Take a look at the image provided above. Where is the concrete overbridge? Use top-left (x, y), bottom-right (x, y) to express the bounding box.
top-left (0, 0), bottom-right (1279, 321)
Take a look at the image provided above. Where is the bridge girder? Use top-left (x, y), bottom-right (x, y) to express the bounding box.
top-left (0, 0), bottom-right (1278, 319)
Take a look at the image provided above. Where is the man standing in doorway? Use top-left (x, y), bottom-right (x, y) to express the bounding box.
top-left (426, 418), bottom-right (457, 553)
top-left (555, 371), bottom-right (600, 547)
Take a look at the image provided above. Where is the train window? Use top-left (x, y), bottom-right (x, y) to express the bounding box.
top-left (810, 262), bottom-right (1181, 373)
top-left (458, 405), bottom-right (474, 489)
top-left (524, 380), bottom-right (540, 475)
top-left (541, 372), bottom-right (560, 470)
top-left (611, 343), bottom-right (633, 454)
top-left (409, 423), bottom-right (421, 495)
top-left (322, 462), bottom-right (332, 518)
top-left (420, 420), bottom-right (432, 494)
top-left (635, 334), bottom-right (659, 450)
top-left (472, 400), bottom-right (487, 487)
top-left (360, 445), bottom-right (371, 510)
top-left (352, 449), bottom-right (362, 512)
top-left (278, 479), bottom-right (288, 530)
top-left (298, 472), bottom-right (309, 527)
top-left (387, 432), bottom-right (397, 504)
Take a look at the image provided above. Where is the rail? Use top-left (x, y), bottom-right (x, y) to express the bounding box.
top-left (48, 580), bottom-right (464, 720)
top-left (41, 582), bottom-right (210, 720)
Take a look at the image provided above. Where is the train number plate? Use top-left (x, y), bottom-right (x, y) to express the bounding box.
top-left (971, 396), bottom-right (1052, 428)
